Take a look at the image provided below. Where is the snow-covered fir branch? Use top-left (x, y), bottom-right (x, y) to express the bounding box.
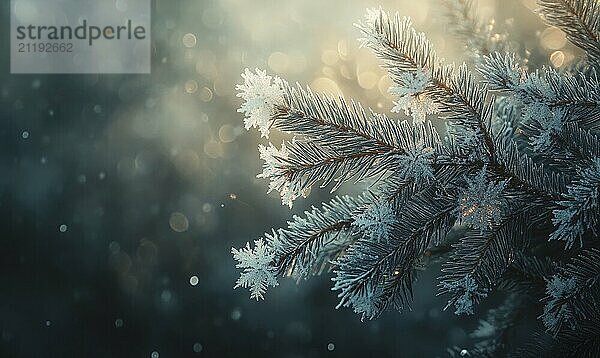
top-left (232, 2), bottom-right (600, 355)
top-left (537, 0), bottom-right (600, 66)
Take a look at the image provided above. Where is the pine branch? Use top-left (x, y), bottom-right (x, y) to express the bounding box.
top-left (541, 247), bottom-right (600, 334)
top-left (358, 10), bottom-right (566, 200)
top-left (356, 11), bottom-right (495, 153)
top-left (271, 195), bottom-right (367, 278)
top-left (249, 76), bottom-right (444, 206)
top-left (513, 317), bottom-right (600, 357)
top-left (537, 0), bottom-right (600, 65)
top-left (550, 159), bottom-right (600, 248)
top-left (332, 186), bottom-right (456, 319)
top-left (480, 52), bottom-right (600, 131)
top-left (500, 251), bottom-right (556, 294)
top-left (492, 130), bottom-right (568, 200)
top-left (277, 84), bottom-right (430, 152)
top-left (439, 207), bottom-right (534, 315)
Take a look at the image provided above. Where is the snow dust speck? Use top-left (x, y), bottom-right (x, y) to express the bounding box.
top-left (114, 318), bottom-right (124, 328)
top-left (22, 131), bottom-right (29, 139)
top-left (151, 352), bottom-right (159, 358)
top-left (59, 224), bottom-right (68, 233)
top-left (189, 275), bottom-right (199, 286)
top-left (327, 343), bottom-right (335, 351)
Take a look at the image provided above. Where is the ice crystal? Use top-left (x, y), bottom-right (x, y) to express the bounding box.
top-left (257, 141), bottom-right (306, 208)
top-left (356, 7), bottom-right (385, 47)
top-left (542, 275), bottom-right (577, 332)
top-left (353, 201), bottom-right (396, 242)
top-left (551, 158), bottom-right (600, 248)
top-left (389, 70), bottom-right (439, 124)
top-left (550, 207), bottom-right (585, 248)
top-left (236, 68), bottom-right (285, 138)
top-left (397, 139), bottom-right (435, 183)
top-left (233, 4), bottom-right (600, 352)
top-left (526, 103), bottom-right (566, 152)
top-left (458, 167), bottom-right (508, 231)
top-left (443, 275), bottom-right (488, 315)
top-left (232, 237), bottom-right (279, 300)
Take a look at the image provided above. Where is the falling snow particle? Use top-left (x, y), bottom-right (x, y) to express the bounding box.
top-left (193, 343), bottom-right (203, 353)
top-left (115, 318), bottom-right (124, 328)
top-left (151, 351), bottom-right (159, 358)
top-left (327, 343), bottom-right (335, 351)
top-left (22, 131), bottom-right (29, 139)
top-left (59, 224), bottom-right (68, 233)
top-left (189, 275), bottom-right (199, 286)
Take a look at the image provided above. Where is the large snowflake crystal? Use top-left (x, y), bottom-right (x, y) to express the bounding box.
top-left (257, 141), bottom-right (306, 208)
top-left (232, 238), bottom-right (279, 300)
top-left (397, 140), bottom-right (435, 183)
top-left (542, 275), bottom-right (577, 332)
top-left (353, 201), bottom-right (396, 242)
top-left (527, 103), bottom-right (566, 152)
top-left (550, 158), bottom-right (600, 248)
top-left (443, 274), bottom-right (488, 315)
top-left (236, 68), bottom-right (285, 138)
top-left (389, 70), bottom-right (439, 124)
top-left (458, 166), bottom-right (508, 231)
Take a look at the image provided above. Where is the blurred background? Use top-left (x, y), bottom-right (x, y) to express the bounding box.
top-left (0, 0), bottom-right (576, 356)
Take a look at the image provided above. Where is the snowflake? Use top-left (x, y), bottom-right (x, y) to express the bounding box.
top-left (550, 207), bottom-right (584, 248)
top-left (443, 274), bottom-right (488, 315)
top-left (458, 166), bottom-right (508, 232)
top-left (232, 237), bottom-right (279, 300)
top-left (541, 275), bottom-right (577, 332)
top-left (527, 103), bottom-right (566, 151)
top-left (389, 70), bottom-right (439, 124)
top-left (353, 201), bottom-right (396, 242)
top-left (546, 275), bottom-right (576, 299)
top-left (551, 158), bottom-right (600, 248)
top-left (397, 139), bottom-right (435, 183)
top-left (236, 68), bottom-right (285, 138)
top-left (356, 7), bottom-right (385, 47)
top-left (363, 7), bottom-right (383, 28)
top-left (257, 141), bottom-right (307, 208)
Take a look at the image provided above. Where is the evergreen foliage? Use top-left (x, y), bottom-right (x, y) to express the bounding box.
top-left (232, 1), bottom-right (600, 355)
